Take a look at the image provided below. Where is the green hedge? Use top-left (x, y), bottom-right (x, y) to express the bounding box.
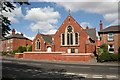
top-left (98, 53), bottom-right (118, 62)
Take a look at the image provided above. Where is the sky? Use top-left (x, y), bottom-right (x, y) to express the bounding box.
top-left (2, 0), bottom-right (119, 40)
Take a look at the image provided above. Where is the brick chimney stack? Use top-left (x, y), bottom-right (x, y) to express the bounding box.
top-left (86, 26), bottom-right (89, 29)
top-left (21, 33), bottom-right (23, 36)
top-left (12, 29), bottom-right (15, 35)
top-left (100, 20), bottom-right (103, 31)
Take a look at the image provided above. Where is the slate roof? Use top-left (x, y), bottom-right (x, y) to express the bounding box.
top-left (85, 28), bottom-right (96, 41)
top-left (41, 34), bottom-right (53, 44)
top-left (98, 25), bottom-right (120, 33)
top-left (2, 33), bottom-right (31, 41)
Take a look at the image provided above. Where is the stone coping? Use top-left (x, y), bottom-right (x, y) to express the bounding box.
top-left (15, 53), bottom-right (23, 54)
top-left (62, 53), bottom-right (92, 56)
top-left (24, 51), bottom-right (65, 54)
top-left (23, 52), bottom-right (92, 56)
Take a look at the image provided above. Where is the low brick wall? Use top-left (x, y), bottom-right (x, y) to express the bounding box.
top-left (23, 52), bottom-right (64, 60)
top-left (14, 53), bottom-right (23, 58)
top-left (62, 53), bottom-right (92, 61)
top-left (16, 52), bottom-right (92, 62)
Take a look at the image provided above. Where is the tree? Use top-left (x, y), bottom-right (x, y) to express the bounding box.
top-left (1, 1), bottom-right (30, 37)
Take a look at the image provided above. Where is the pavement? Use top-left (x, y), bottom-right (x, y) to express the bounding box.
top-left (1, 56), bottom-right (119, 66)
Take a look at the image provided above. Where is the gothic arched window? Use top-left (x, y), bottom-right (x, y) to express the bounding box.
top-left (75, 33), bottom-right (78, 45)
top-left (36, 39), bottom-right (40, 50)
top-left (61, 25), bottom-right (79, 46)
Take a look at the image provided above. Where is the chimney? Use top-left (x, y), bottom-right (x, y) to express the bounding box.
top-left (100, 20), bottom-right (103, 31)
top-left (12, 29), bottom-right (15, 35)
top-left (86, 26), bottom-right (89, 29)
top-left (21, 33), bottom-right (23, 36)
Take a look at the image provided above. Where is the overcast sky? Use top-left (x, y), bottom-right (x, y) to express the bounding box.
top-left (2, 0), bottom-right (119, 40)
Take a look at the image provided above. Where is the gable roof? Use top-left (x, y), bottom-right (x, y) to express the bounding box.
top-left (41, 34), bottom-right (53, 44)
top-left (99, 25), bottom-right (120, 33)
top-left (3, 33), bottom-right (31, 41)
top-left (85, 28), bottom-right (96, 40)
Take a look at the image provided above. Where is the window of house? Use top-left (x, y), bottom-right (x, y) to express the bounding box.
top-left (108, 33), bottom-right (114, 41)
top-left (36, 39), bottom-right (40, 50)
top-left (108, 44), bottom-right (114, 53)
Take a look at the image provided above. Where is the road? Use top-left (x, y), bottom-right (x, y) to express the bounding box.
top-left (1, 58), bottom-right (120, 80)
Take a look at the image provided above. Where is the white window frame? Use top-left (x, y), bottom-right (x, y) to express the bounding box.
top-left (35, 39), bottom-right (41, 50)
top-left (108, 44), bottom-right (114, 53)
top-left (108, 33), bottom-right (114, 41)
top-left (61, 25), bottom-right (79, 46)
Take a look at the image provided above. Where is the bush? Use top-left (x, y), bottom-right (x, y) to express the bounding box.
top-left (99, 43), bottom-right (108, 53)
top-left (1, 51), bottom-right (7, 56)
top-left (18, 46), bottom-right (26, 53)
top-left (109, 53), bottom-right (118, 61)
top-left (98, 44), bottom-right (118, 62)
top-left (98, 53), bottom-right (118, 62)
top-left (12, 50), bottom-right (18, 55)
top-left (28, 46), bottom-right (32, 51)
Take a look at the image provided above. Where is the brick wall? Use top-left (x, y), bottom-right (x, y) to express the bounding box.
top-left (15, 52), bottom-right (92, 62)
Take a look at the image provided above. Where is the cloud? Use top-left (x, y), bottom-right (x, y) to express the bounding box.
top-left (45, 29), bottom-right (57, 34)
top-left (56, 2), bottom-right (118, 23)
top-left (103, 13), bottom-right (118, 22)
top-left (2, 3), bottom-right (23, 23)
top-left (80, 22), bottom-right (93, 29)
top-left (30, 0), bottom-right (119, 2)
top-left (25, 6), bottom-right (60, 34)
top-left (30, 22), bottom-right (55, 32)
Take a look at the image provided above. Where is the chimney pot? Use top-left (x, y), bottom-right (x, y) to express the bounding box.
top-left (86, 26), bottom-right (89, 29)
top-left (100, 20), bottom-right (103, 31)
top-left (12, 29), bottom-right (15, 35)
top-left (21, 33), bottom-right (23, 36)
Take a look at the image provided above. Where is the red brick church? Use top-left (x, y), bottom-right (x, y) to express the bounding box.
top-left (15, 14), bottom-right (97, 61)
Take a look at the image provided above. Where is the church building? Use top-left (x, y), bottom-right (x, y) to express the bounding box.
top-left (32, 14), bottom-right (96, 53)
top-left (15, 13), bottom-right (97, 62)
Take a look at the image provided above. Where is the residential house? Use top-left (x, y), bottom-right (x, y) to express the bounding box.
top-left (1, 29), bottom-right (32, 52)
top-left (98, 20), bottom-right (120, 54)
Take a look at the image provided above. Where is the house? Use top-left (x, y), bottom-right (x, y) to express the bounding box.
top-left (1, 29), bottom-right (32, 52)
top-left (15, 14), bottom-right (97, 61)
top-left (98, 20), bottom-right (120, 54)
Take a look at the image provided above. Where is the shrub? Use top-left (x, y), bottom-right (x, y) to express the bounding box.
top-left (18, 46), bottom-right (26, 53)
top-left (98, 44), bottom-right (118, 62)
top-left (28, 46), bottom-right (32, 51)
top-left (99, 43), bottom-right (108, 53)
top-left (12, 50), bottom-right (18, 55)
top-left (109, 53), bottom-right (118, 61)
top-left (1, 51), bottom-right (7, 56)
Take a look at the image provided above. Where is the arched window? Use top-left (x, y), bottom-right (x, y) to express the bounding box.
top-left (70, 33), bottom-right (73, 45)
top-left (75, 33), bottom-right (78, 45)
top-left (67, 33), bottom-right (70, 45)
top-left (61, 25), bottom-right (79, 46)
top-left (67, 26), bottom-right (73, 45)
top-left (36, 39), bottom-right (40, 50)
top-left (61, 33), bottom-right (65, 45)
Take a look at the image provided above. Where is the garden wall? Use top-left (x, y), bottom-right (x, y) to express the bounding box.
top-left (15, 52), bottom-right (92, 62)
